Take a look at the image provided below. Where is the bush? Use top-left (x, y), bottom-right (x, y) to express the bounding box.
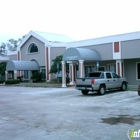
top-left (66, 77), bottom-right (70, 84)
top-left (5, 79), bottom-right (20, 84)
top-left (17, 75), bottom-right (23, 82)
top-left (31, 72), bottom-right (43, 82)
top-left (0, 79), bottom-right (4, 84)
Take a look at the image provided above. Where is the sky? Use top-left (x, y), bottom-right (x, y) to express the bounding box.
top-left (0, 0), bottom-right (140, 43)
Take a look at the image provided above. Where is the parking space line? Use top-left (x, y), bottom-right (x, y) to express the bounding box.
top-left (118, 96), bottom-right (139, 103)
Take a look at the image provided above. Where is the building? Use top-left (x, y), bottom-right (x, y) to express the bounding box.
top-left (5, 30), bottom-right (74, 81)
top-left (2, 30), bottom-right (140, 86)
top-left (62, 31), bottom-right (140, 87)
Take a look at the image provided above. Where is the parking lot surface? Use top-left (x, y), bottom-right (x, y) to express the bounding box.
top-left (0, 86), bottom-right (140, 140)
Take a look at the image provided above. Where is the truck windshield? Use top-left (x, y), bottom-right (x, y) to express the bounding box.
top-left (86, 72), bottom-right (101, 77)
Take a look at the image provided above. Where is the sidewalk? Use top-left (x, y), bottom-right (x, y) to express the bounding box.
top-left (0, 83), bottom-right (5, 86)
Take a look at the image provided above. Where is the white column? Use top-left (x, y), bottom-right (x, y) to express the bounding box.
top-left (61, 61), bottom-right (66, 87)
top-left (79, 60), bottom-right (85, 78)
top-left (116, 60), bottom-right (124, 77)
top-left (69, 63), bottom-right (74, 85)
top-left (5, 71), bottom-right (8, 81)
top-left (14, 70), bottom-right (17, 79)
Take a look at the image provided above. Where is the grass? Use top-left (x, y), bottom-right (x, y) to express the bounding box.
top-left (10, 81), bottom-right (73, 88)
top-left (3, 81), bottom-right (138, 90)
top-left (15, 82), bottom-right (62, 88)
top-left (127, 85), bottom-right (138, 91)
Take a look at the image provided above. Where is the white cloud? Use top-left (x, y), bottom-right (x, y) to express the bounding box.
top-left (0, 0), bottom-right (140, 43)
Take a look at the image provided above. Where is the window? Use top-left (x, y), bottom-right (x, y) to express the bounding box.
top-left (106, 73), bottom-right (112, 78)
top-left (86, 72), bottom-right (101, 77)
top-left (9, 71), bottom-right (14, 79)
top-left (98, 66), bottom-right (105, 71)
top-left (28, 43), bottom-right (38, 53)
top-left (112, 73), bottom-right (120, 78)
top-left (85, 66), bottom-right (96, 75)
top-left (41, 69), bottom-right (46, 79)
top-left (137, 63), bottom-right (140, 79)
top-left (24, 71), bottom-right (29, 79)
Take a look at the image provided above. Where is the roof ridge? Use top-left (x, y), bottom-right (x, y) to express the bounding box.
top-left (34, 31), bottom-right (68, 37)
top-left (78, 30), bottom-right (140, 41)
top-left (33, 31), bottom-right (74, 42)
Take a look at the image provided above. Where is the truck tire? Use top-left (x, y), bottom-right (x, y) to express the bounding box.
top-left (121, 82), bottom-right (127, 91)
top-left (138, 92), bottom-right (140, 96)
top-left (98, 85), bottom-right (106, 95)
top-left (81, 90), bottom-right (89, 95)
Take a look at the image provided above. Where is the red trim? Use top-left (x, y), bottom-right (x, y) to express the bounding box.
top-left (46, 48), bottom-right (49, 80)
top-left (114, 42), bottom-right (119, 52)
top-left (18, 71), bottom-right (20, 77)
top-left (117, 63), bottom-right (120, 76)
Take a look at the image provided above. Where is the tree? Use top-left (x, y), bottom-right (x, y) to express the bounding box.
top-left (50, 55), bottom-right (70, 77)
top-left (50, 55), bottom-right (70, 83)
top-left (50, 55), bottom-right (63, 74)
top-left (0, 43), bottom-right (7, 56)
top-left (31, 72), bottom-right (43, 82)
top-left (0, 62), bottom-right (7, 79)
top-left (7, 35), bottom-right (26, 51)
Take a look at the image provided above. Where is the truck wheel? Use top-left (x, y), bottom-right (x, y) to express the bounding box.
top-left (81, 90), bottom-right (89, 95)
top-left (98, 85), bottom-right (105, 95)
top-left (138, 92), bottom-right (140, 96)
top-left (121, 82), bottom-right (127, 91)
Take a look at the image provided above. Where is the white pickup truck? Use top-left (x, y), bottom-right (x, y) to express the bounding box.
top-left (75, 71), bottom-right (128, 95)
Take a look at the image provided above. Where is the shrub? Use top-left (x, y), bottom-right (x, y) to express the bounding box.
top-left (66, 77), bottom-right (70, 84)
top-left (31, 72), bottom-right (43, 82)
top-left (17, 75), bottom-right (23, 82)
top-left (0, 79), bottom-right (4, 84)
top-left (5, 79), bottom-right (20, 84)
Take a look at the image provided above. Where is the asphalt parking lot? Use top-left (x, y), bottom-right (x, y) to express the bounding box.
top-left (0, 86), bottom-right (140, 140)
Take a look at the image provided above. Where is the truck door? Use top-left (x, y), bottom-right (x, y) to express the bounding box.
top-left (105, 72), bottom-right (114, 89)
top-left (112, 73), bottom-right (122, 88)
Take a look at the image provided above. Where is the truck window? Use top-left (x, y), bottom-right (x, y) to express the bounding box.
top-left (112, 73), bottom-right (120, 78)
top-left (86, 72), bottom-right (101, 77)
top-left (106, 73), bottom-right (112, 78)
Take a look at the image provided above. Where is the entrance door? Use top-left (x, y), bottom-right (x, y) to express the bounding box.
top-left (108, 64), bottom-right (116, 72)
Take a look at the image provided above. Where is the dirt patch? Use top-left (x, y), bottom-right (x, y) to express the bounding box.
top-left (101, 115), bottom-right (140, 125)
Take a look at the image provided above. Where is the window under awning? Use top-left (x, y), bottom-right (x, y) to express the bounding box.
top-left (6, 60), bottom-right (40, 71)
top-left (63, 48), bottom-right (101, 61)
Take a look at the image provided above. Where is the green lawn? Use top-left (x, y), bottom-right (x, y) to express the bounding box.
top-left (127, 85), bottom-right (138, 91)
top-left (14, 82), bottom-right (62, 88)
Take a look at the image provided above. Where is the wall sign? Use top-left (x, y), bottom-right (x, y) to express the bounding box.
top-left (66, 56), bottom-right (78, 60)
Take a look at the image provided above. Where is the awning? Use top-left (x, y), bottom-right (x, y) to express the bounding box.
top-left (63, 48), bottom-right (101, 61)
top-left (6, 60), bottom-right (40, 71)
